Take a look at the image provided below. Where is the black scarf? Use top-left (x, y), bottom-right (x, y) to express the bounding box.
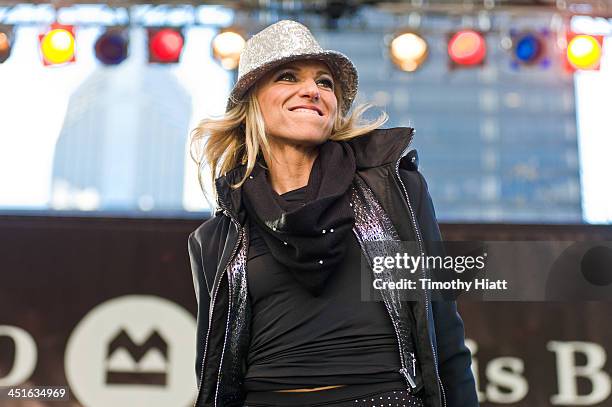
top-left (242, 140), bottom-right (356, 296)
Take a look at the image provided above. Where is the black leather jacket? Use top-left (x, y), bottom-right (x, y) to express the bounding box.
top-left (188, 127), bottom-right (478, 407)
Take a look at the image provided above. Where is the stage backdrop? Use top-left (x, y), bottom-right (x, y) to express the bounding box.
top-left (0, 216), bottom-right (610, 407)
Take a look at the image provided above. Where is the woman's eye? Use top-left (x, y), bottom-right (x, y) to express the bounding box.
top-left (277, 72), bottom-right (295, 81)
top-left (318, 78), bottom-right (334, 89)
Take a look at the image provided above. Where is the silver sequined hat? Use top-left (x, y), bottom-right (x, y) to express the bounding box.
top-left (226, 20), bottom-right (358, 116)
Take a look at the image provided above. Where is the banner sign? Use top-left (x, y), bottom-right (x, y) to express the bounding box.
top-left (0, 217), bottom-right (610, 406)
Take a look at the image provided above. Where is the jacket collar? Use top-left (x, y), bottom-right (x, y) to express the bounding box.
top-left (214, 126), bottom-right (415, 221)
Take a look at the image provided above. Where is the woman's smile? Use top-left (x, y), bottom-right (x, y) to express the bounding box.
top-left (290, 108), bottom-right (323, 117)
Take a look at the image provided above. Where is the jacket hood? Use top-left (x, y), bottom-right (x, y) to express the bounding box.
top-left (214, 126), bottom-right (415, 221)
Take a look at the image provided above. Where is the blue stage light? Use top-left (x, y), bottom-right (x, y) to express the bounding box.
top-left (515, 34), bottom-right (542, 64)
top-left (95, 28), bottom-right (128, 66)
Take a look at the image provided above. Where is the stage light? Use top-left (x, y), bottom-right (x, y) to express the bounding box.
top-left (507, 29), bottom-right (552, 70)
top-left (39, 24), bottom-right (76, 66)
top-left (212, 28), bottom-right (245, 70)
top-left (566, 33), bottom-right (603, 71)
top-left (389, 31), bottom-right (428, 72)
top-left (514, 33), bottom-right (543, 64)
top-left (148, 27), bottom-right (184, 64)
top-left (0, 25), bottom-right (14, 63)
top-left (448, 29), bottom-right (486, 67)
top-left (95, 28), bottom-right (128, 66)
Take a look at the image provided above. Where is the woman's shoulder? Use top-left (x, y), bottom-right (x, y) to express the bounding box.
top-left (345, 126), bottom-right (414, 149)
top-left (188, 212), bottom-right (235, 298)
top-left (344, 126), bottom-right (415, 169)
top-left (189, 211), bottom-right (231, 248)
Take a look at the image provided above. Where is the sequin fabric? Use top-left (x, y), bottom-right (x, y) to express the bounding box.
top-left (215, 225), bottom-right (251, 406)
top-left (350, 176), bottom-right (422, 390)
top-left (243, 389), bottom-right (424, 407)
top-left (350, 389), bottom-right (425, 407)
top-left (226, 20), bottom-right (358, 116)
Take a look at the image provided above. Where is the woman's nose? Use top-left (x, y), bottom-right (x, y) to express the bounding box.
top-left (299, 78), bottom-right (321, 100)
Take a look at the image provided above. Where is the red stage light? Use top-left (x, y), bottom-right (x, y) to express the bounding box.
top-left (148, 28), bottom-right (184, 63)
top-left (448, 30), bottom-right (486, 67)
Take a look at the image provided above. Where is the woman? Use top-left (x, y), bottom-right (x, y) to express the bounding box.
top-left (188, 20), bottom-right (478, 407)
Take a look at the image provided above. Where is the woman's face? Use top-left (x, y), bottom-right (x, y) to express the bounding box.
top-left (255, 60), bottom-right (338, 146)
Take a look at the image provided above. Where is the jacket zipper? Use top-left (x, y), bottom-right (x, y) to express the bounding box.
top-left (394, 133), bottom-right (447, 407)
top-left (399, 351), bottom-right (418, 387)
top-left (194, 204), bottom-right (243, 407)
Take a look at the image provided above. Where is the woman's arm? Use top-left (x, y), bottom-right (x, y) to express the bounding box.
top-left (399, 157), bottom-right (479, 407)
top-left (188, 229), bottom-right (212, 385)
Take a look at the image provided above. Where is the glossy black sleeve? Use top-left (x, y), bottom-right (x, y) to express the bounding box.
top-left (399, 167), bottom-right (480, 407)
top-left (188, 229), bottom-right (211, 386)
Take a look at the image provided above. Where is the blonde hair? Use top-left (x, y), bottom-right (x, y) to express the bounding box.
top-left (189, 81), bottom-right (388, 208)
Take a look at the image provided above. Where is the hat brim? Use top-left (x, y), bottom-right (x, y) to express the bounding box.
top-left (226, 50), bottom-right (358, 116)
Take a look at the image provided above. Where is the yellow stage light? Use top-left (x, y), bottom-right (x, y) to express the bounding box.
top-left (389, 32), bottom-right (428, 72)
top-left (567, 34), bottom-right (603, 70)
top-left (39, 25), bottom-right (76, 66)
top-left (0, 33), bottom-right (10, 63)
top-left (212, 29), bottom-right (245, 70)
